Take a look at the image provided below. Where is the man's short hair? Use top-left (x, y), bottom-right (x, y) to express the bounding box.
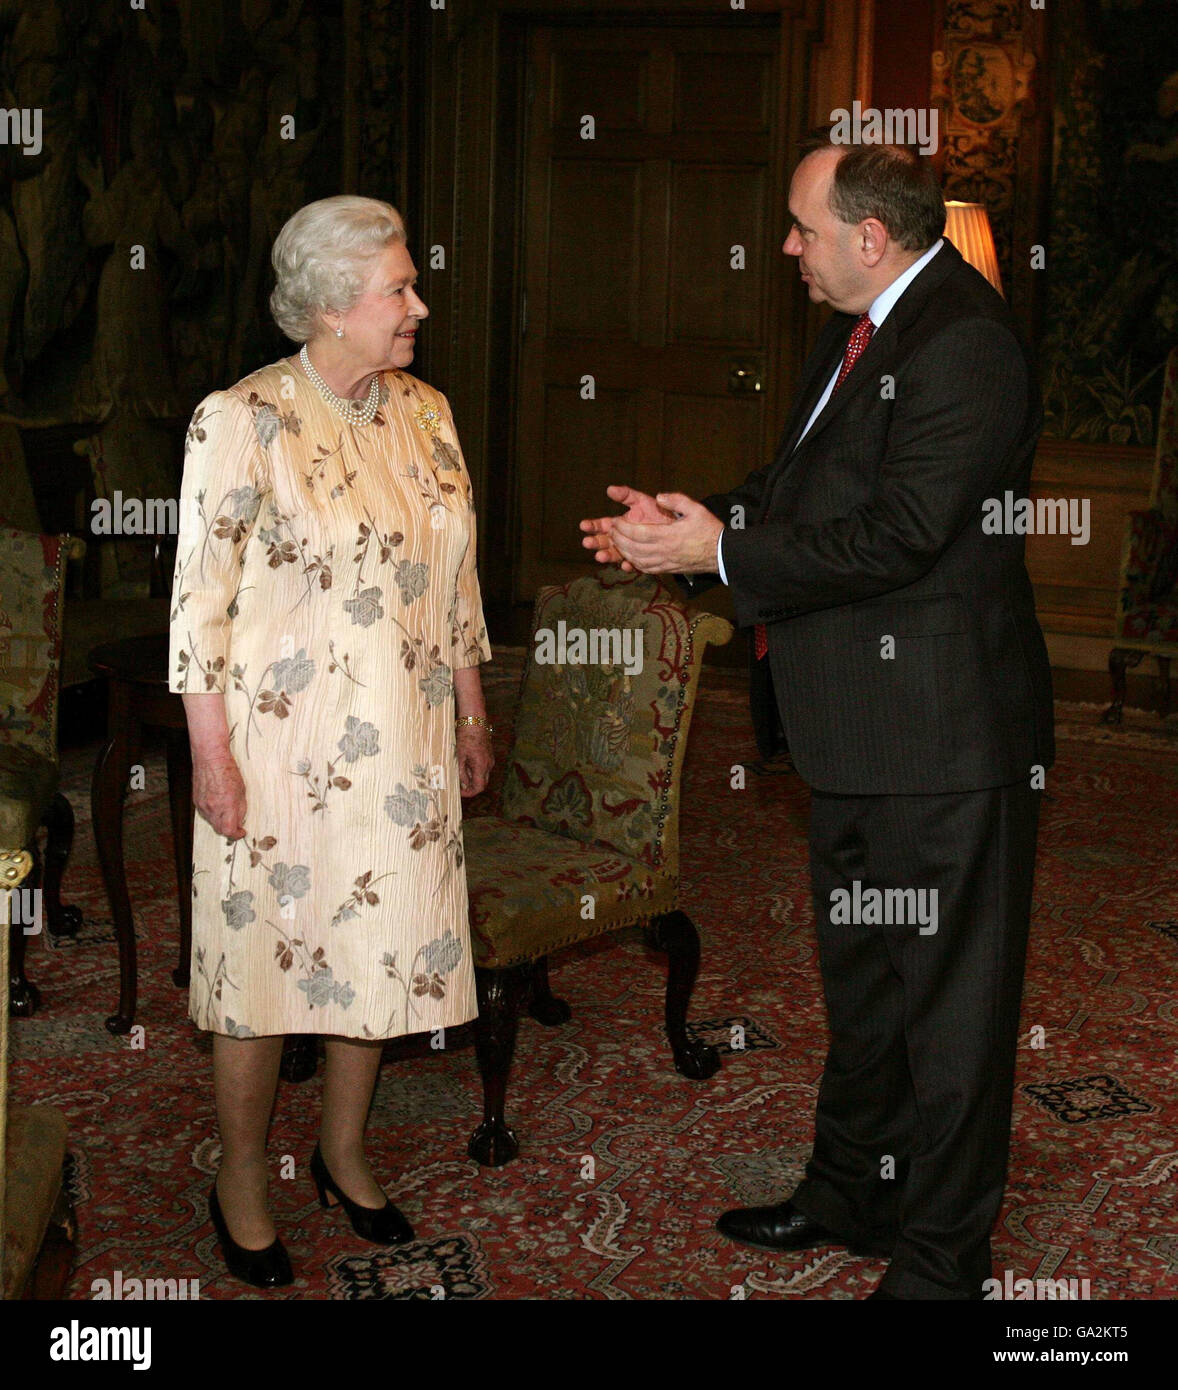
top-left (797, 127), bottom-right (946, 252)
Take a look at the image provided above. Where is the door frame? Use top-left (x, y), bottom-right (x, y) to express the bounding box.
top-left (404, 0), bottom-right (874, 605)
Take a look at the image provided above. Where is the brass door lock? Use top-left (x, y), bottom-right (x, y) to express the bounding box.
top-left (728, 358), bottom-right (763, 393)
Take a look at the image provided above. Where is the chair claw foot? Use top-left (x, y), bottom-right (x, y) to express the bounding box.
top-left (528, 995), bottom-right (572, 1026)
top-left (468, 1120), bottom-right (519, 1167)
top-left (47, 904), bottom-right (83, 939)
top-left (8, 978), bottom-right (41, 1017)
top-left (673, 1039), bottom-right (721, 1080)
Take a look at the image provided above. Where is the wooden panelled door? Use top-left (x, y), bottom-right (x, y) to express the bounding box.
top-left (516, 22), bottom-right (788, 599)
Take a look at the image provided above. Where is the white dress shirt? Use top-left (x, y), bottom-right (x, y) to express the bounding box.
top-left (716, 239), bottom-right (944, 583)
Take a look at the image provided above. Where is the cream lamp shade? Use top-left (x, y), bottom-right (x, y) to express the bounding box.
top-left (944, 201), bottom-right (1003, 296)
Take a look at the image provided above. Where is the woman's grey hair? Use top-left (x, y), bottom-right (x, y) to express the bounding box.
top-left (270, 195), bottom-right (407, 343)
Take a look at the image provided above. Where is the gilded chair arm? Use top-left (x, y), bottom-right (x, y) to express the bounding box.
top-left (0, 848), bottom-right (33, 889)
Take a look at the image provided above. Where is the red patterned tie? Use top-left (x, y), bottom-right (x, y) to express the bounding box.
top-left (754, 312), bottom-right (875, 659)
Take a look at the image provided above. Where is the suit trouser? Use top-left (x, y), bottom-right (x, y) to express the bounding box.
top-left (789, 780), bottom-right (1041, 1299)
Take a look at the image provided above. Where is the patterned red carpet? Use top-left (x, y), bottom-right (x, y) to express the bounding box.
top-left (10, 657), bottom-right (1178, 1300)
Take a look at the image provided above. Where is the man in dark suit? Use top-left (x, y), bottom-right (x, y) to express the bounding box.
top-left (579, 134), bottom-right (1054, 1299)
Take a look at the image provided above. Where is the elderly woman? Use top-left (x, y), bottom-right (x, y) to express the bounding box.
top-left (170, 195), bottom-right (492, 1287)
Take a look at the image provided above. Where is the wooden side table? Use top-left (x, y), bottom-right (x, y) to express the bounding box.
top-left (88, 634), bottom-right (192, 1035)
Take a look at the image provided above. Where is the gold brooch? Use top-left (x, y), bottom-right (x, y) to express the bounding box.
top-left (414, 401), bottom-right (442, 435)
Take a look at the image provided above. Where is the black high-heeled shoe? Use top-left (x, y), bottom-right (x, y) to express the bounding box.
top-left (208, 1184), bottom-right (294, 1288)
top-left (310, 1143), bottom-right (414, 1245)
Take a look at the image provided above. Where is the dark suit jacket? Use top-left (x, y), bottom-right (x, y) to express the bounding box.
top-left (682, 240), bottom-right (1055, 795)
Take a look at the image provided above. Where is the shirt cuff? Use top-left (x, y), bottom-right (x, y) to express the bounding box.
top-left (716, 529), bottom-right (728, 585)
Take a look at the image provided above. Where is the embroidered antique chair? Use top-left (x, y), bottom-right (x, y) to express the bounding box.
top-left (1105, 348), bottom-right (1178, 722)
top-left (462, 570), bottom-right (732, 1165)
top-left (1, 847), bottom-right (75, 1296)
top-left (1, 529), bottom-right (84, 1015)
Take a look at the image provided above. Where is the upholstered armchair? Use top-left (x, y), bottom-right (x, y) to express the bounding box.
top-left (462, 570), bottom-right (732, 1165)
top-left (1, 529), bottom-right (84, 1015)
top-left (1, 847), bottom-right (75, 1297)
top-left (1105, 348), bottom-right (1178, 723)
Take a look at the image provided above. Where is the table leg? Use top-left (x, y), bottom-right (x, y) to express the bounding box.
top-left (165, 733), bottom-right (194, 989)
top-left (91, 682), bottom-right (140, 1035)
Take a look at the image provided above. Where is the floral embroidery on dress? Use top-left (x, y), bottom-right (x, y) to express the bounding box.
top-left (338, 716), bottom-right (380, 762)
top-left (185, 404), bottom-right (214, 456)
top-left (222, 890), bottom-right (256, 930)
top-left (384, 764), bottom-right (463, 892)
top-left (432, 437), bottom-right (461, 471)
top-left (343, 586), bottom-right (384, 627)
top-left (393, 559), bottom-right (429, 604)
top-left (372, 923), bottom-right (467, 1035)
top-left (192, 947), bottom-right (236, 1029)
top-left (326, 641), bottom-right (364, 685)
top-left (353, 512), bottom-right (404, 591)
top-left (240, 649), bottom-right (317, 751)
top-left (451, 612), bottom-right (489, 667)
top-left (391, 619), bottom-right (452, 709)
top-left (300, 436), bottom-right (349, 494)
top-left (331, 868), bottom-right (396, 928)
top-left (175, 644), bottom-right (225, 691)
top-left (295, 964), bottom-right (355, 1010)
top-left (269, 862), bottom-right (311, 901)
top-left (291, 715), bottom-right (380, 813)
top-left (418, 663), bottom-right (453, 707)
top-left (247, 391), bottom-right (302, 448)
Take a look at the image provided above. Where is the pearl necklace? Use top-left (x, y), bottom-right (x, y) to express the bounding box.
top-left (299, 345), bottom-right (381, 426)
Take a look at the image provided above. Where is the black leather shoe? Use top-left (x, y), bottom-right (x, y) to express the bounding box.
top-left (716, 1200), bottom-right (893, 1258)
top-left (208, 1184), bottom-right (293, 1288)
top-left (311, 1144), bottom-right (414, 1245)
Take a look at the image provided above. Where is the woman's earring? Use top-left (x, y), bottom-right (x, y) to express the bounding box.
top-left (335, 326), bottom-right (344, 339)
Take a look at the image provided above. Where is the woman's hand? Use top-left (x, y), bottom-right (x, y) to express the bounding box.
top-left (193, 755), bottom-right (248, 839)
top-left (456, 725), bottom-right (493, 798)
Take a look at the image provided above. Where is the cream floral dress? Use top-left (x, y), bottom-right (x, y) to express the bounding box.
top-left (169, 360), bottom-right (490, 1039)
